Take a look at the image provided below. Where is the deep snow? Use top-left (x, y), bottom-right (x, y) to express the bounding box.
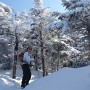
top-left (0, 66), bottom-right (90, 90)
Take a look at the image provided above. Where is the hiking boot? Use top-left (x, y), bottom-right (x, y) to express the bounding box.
top-left (21, 85), bottom-right (25, 89)
top-left (26, 83), bottom-right (29, 86)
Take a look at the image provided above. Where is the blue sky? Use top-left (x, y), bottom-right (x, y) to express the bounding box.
top-left (0, 0), bottom-right (66, 13)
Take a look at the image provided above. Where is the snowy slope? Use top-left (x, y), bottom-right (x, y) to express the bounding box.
top-left (0, 66), bottom-right (90, 90)
top-left (25, 66), bottom-right (90, 90)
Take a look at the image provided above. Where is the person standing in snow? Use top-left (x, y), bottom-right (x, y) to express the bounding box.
top-left (21, 47), bottom-right (33, 89)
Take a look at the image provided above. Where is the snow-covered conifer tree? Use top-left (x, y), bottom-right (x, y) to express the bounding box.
top-left (61, 0), bottom-right (90, 64)
top-left (29, 0), bottom-right (61, 76)
top-left (12, 11), bottom-right (32, 78)
top-left (0, 2), bottom-right (13, 70)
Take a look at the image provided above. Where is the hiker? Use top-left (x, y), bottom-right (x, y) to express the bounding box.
top-left (20, 47), bottom-right (33, 89)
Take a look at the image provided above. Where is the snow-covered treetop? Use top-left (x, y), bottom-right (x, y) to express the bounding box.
top-left (0, 2), bottom-right (12, 14)
top-left (0, 2), bottom-right (13, 34)
top-left (62, 0), bottom-right (90, 10)
top-left (34, 0), bottom-right (43, 8)
top-left (60, 0), bottom-right (90, 28)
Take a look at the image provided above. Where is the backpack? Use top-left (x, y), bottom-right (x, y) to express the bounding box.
top-left (18, 52), bottom-right (24, 62)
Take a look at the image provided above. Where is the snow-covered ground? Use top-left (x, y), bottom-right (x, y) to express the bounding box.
top-left (0, 66), bottom-right (90, 90)
top-left (0, 66), bottom-right (42, 90)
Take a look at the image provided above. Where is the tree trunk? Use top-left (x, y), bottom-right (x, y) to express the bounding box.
top-left (34, 49), bottom-right (38, 70)
top-left (12, 35), bottom-right (18, 79)
top-left (39, 28), bottom-right (45, 77)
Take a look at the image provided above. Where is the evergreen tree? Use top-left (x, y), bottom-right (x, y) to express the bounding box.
top-left (30, 0), bottom-right (61, 76)
top-left (0, 2), bottom-right (13, 70)
top-left (61, 0), bottom-right (90, 64)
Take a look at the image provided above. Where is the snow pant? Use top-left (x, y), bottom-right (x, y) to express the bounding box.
top-left (21, 63), bottom-right (31, 87)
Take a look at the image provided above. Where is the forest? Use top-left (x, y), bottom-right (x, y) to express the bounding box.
top-left (0, 0), bottom-right (90, 78)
